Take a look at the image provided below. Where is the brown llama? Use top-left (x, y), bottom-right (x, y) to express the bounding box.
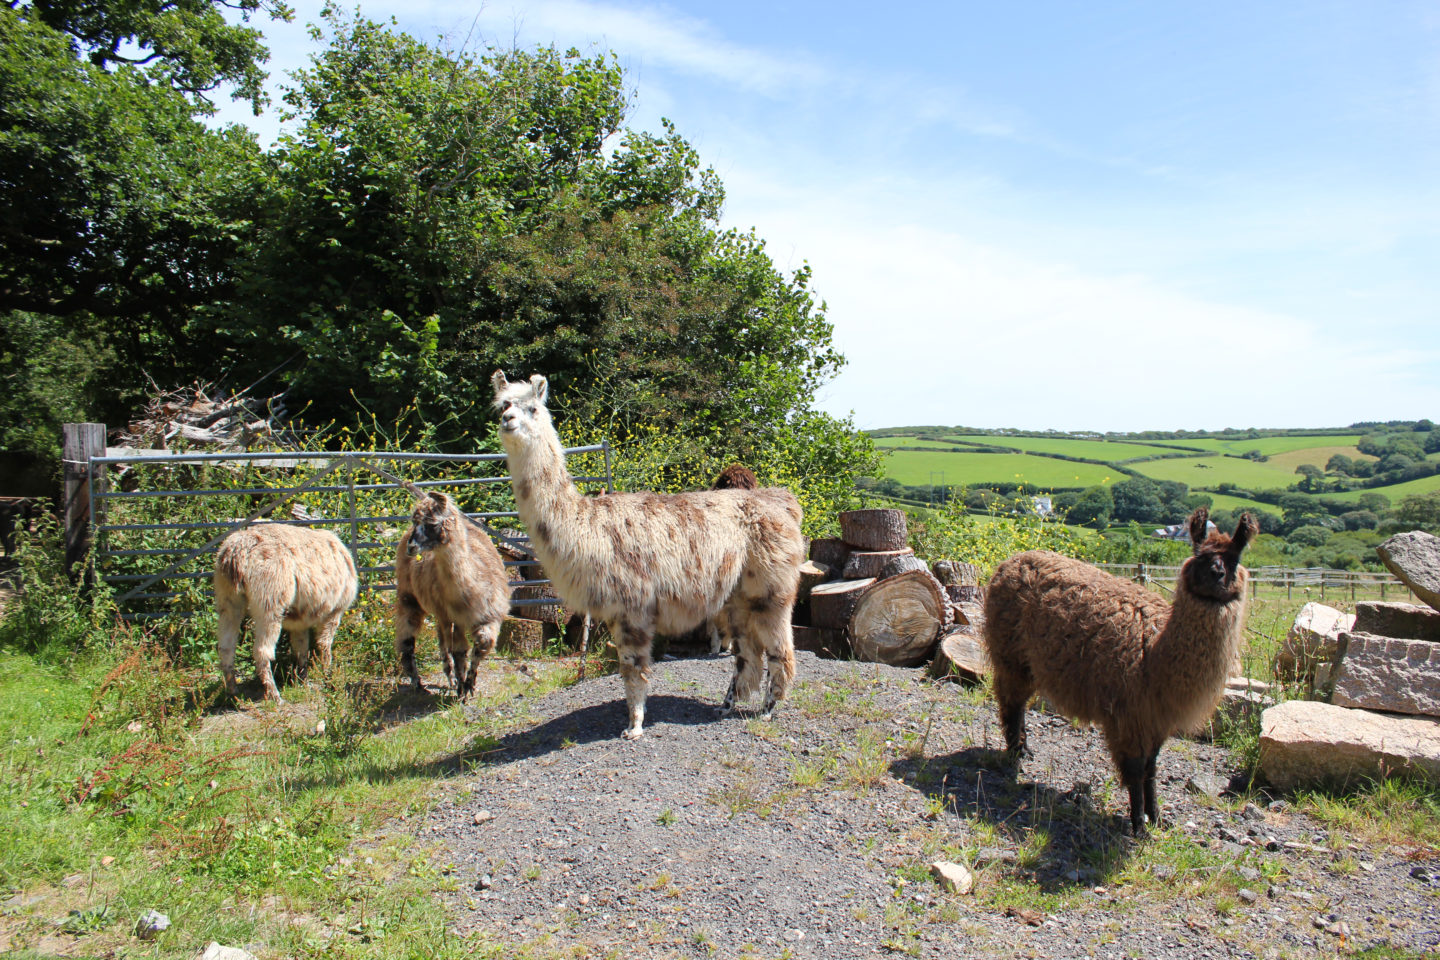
top-left (983, 508), bottom-right (1257, 833)
top-left (491, 371), bottom-right (804, 739)
top-left (215, 523), bottom-right (358, 702)
top-left (394, 491), bottom-right (512, 698)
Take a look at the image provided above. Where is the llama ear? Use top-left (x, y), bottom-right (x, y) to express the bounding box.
top-left (490, 370), bottom-right (509, 395)
top-left (428, 491), bottom-right (451, 509)
top-left (529, 374), bottom-right (548, 403)
top-left (1232, 513), bottom-right (1259, 553)
top-left (1187, 508), bottom-right (1210, 555)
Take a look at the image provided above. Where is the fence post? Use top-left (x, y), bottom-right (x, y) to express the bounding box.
top-left (1351, 575), bottom-right (1356, 604)
top-left (601, 440), bottom-right (615, 493)
top-left (1381, 579), bottom-right (1386, 600)
top-left (1286, 570), bottom-right (1292, 601)
top-left (345, 458), bottom-right (359, 571)
top-left (63, 422), bottom-right (106, 585)
top-left (1320, 576), bottom-right (1326, 601)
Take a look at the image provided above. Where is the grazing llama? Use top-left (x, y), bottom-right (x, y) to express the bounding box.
top-left (215, 523), bottom-right (358, 702)
top-left (394, 491), bottom-right (512, 697)
top-left (983, 508), bottom-right (1257, 832)
top-left (491, 371), bottom-right (805, 739)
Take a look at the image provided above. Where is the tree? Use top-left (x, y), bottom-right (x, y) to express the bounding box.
top-left (1396, 491), bottom-right (1440, 532)
top-left (1294, 463), bottom-right (1323, 492)
top-left (1110, 477), bottom-right (1163, 523)
top-left (1326, 453), bottom-right (1354, 475)
top-left (1358, 491), bottom-right (1391, 514)
top-left (1340, 509), bottom-right (1378, 531)
top-left (1067, 485), bottom-right (1113, 528)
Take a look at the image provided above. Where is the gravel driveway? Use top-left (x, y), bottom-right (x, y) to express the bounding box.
top-left (420, 652), bottom-right (1440, 958)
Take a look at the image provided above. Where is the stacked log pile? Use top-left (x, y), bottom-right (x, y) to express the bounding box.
top-left (117, 382), bottom-right (287, 450)
top-left (794, 508), bottom-right (955, 667)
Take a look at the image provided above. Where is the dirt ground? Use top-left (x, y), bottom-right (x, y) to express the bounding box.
top-left (413, 652), bottom-right (1440, 959)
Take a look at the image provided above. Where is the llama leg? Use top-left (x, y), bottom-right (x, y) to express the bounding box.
top-left (216, 596), bottom-right (245, 698)
top-left (1118, 754), bottom-right (1148, 834)
top-left (708, 621), bottom-right (722, 657)
top-left (290, 627), bottom-right (312, 684)
top-left (1143, 746), bottom-right (1163, 828)
top-left (992, 669), bottom-right (1034, 758)
top-left (437, 619), bottom-right (460, 693)
top-left (314, 613), bottom-right (340, 676)
top-left (755, 603), bottom-right (796, 719)
top-left (394, 591), bottom-right (426, 690)
top-left (613, 621), bottom-right (653, 740)
top-left (253, 618), bottom-right (284, 703)
top-left (719, 607), bottom-right (763, 715)
top-left (459, 621), bottom-right (500, 699)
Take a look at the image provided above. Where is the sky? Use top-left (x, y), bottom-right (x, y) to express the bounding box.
top-left (212, 0), bottom-right (1440, 432)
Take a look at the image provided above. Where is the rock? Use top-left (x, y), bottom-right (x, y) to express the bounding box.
top-left (473, 810), bottom-right (494, 825)
top-left (1153, 865), bottom-right (1176, 880)
top-left (1258, 700), bottom-right (1440, 790)
top-left (974, 847), bottom-right (1016, 865)
top-left (1238, 888), bottom-right (1258, 904)
top-left (197, 944), bottom-right (259, 960)
top-left (476, 874), bottom-right (493, 890)
top-left (1273, 603), bottom-right (1354, 682)
top-left (1354, 601), bottom-right (1440, 642)
top-left (1377, 531), bottom-right (1440, 613)
top-left (135, 909), bottom-right (170, 940)
top-left (1199, 677), bottom-right (1275, 740)
top-left (1409, 865), bottom-right (1430, 882)
top-left (1238, 866), bottom-right (1261, 882)
top-left (930, 861), bottom-right (973, 895)
top-left (1331, 632), bottom-right (1440, 717)
top-left (1185, 774), bottom-right (1224, 799)
top-left (929, 627), bottom-right (990, 683)
top-left (1241, 802), bottom-right (1265, 821)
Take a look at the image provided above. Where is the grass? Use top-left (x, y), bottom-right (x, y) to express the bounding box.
top-left (881, 450), bottom-right (1118, 489)
top-left (0, 628), bottom-right (595, 959)
top-left (877, 435), bottom-right (1182, 459)
top-left (1145, 434), bottom-right (1367, 457)
top-left (1129, 454), bottom-right (1318, 490)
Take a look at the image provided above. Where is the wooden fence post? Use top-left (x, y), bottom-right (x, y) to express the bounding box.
top-left (63, 423), bottom-right (106, 584)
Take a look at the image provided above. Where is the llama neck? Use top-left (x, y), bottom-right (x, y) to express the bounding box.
top-left (1150, 572), bottom-right (1247, 684)
top-left (502, 419), bottom-right (582, 525)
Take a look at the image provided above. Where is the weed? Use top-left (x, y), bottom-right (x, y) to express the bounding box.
top-left (656, 808), bottom-right (677, 827)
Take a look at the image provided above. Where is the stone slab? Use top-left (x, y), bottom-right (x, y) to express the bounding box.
top-left (1377, 531), bottom-right (1440, 613)
top-left (1331, 631), bottom-right (1440, 717)
top-left (1194, 677), bottom-right (1275, 741)
top-left (1354, 601), bottom-right (1440, 642)
top-left (1273, 602), bottom-right (1353, 682)
top-left (1259, 699), bottom-right (1440, 791)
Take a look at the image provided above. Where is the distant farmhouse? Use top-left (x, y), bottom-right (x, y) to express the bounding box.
top-left (1154, 520), bottom-right (1217, 541)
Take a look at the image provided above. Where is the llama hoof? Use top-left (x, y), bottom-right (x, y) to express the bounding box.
top-left (621, 726), bottom-right (644, 741)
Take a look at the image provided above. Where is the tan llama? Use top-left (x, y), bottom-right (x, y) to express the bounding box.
top-left (394, 491), bottom-right (512, 698)
top-left (491, 371), bottom-right (805, 739)
top-left (214, 523), bottom-right (358, 702)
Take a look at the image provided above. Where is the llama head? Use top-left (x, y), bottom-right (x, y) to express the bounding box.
top-left (491, 370), bottom-right (553, 443)
top-left (712, 463), bottom-right (758, 490)
top-left (1182, 507), bottom-right (1259, 602)
top-left (407, 490), bottom-right (461, 555)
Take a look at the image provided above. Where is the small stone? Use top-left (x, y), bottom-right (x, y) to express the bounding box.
top-left (1267, 799), bottom-right (1288, 812)
top-left (135, 909), bottom-right (170, 940)
top-left (473, 810), bottom-right (494, 825)
top-left (1242, 802), bottom-right (1264, 820)
top-left (197, 944), bottom-right (259, 960)
top-left (127, 720), bottom-right (143, 733)
top-left (315, 719), bottom-right (326, 735)
top-left (1153, 865), bottom-right (1176, 881)
top-left (784, 929), bottom-right (805, 942)
top-left (974, 847), bottom-right (1016, 865)
top-left (475, 875), bottom-right (493, 890)
top-left (1238, 866), bottom-right (1261, 883)
top-left (1265, 837), bottom-right (1281, 852)
top-left (578, 895), bottom-right (589, 906)
top-left (930, 861), bottom-right (973, 895)
top-left (1268, 885), bottom-right (1283, 899)
top-left (1186, 775), bottom-right (1223, 799)
top-left (1409, 865), bottom-right (1431, 882)
top-left (1238, 888), bottom-right (1258, 904)
top-left (100, 856), bottom-right (114, 867)
top-left (1063, 868), bottom-right (1081, 884)
top-left (1326, 921), bottom-right (1351, 938)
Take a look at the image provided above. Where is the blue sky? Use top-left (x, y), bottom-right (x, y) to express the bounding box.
top-left (214, 0), bottom-right (1440, 431)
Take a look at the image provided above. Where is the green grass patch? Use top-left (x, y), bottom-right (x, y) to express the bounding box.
top-left (934, 435), bottom-right (1183, 459)
top-left (882, 450), bottom-right (1118, 489)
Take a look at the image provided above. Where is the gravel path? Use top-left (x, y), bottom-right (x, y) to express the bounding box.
top-left (420, 653), bottom-right (1440, 958)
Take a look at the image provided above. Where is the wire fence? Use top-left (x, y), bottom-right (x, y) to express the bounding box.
top-left (1094, 562), bottom-right (1411, 604)
top-left (84, 444), bottom-right (614, 621)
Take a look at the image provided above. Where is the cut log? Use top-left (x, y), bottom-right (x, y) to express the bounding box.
top-left (950, 600), bottom-right (986, 629)
top-left (798, 560), bottom-right (831, 602)
top-left (792, 625), bottom-right (848, 659)
top-left (810, 578), bottom-right (875, 630)
top-left (930, 626), bottom-right (990, 683)
top-left (848, 570), bottom-right (946, 667)
top-left (944, 583), bottom-right (983, 604)
top-left (809, 537), bottom-right (851, 571)
top-left (932, 560), bottom-right (979, 587)
top-left (879, 554), bottom-right (929, 579)
top-left (839, 509), bottom-right (909, 551)
top-left (498, 617), bottom-right (545, 655)
top-left (843, 548), bottom-right (914, 580)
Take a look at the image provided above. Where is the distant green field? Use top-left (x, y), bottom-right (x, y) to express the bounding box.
top-left (872, 437), bottom-right (983, 450)
top-left (935, 435), bottom-right (1181, 459)
top-left (1204, 492), bottom-right (1281, 516)
top-left (1147, 435), bottom-right (1364, 456)
top-left (1130, 454), bottom-right (1311, 489)
top-left (1323, 473), bottom-right (1440, 504)
top-left (882, 449), bottom-right (1116, 488)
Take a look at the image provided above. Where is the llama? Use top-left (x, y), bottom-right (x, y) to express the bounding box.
top-left (707, 463), bottom-right (758, 655)
top-left (394, 490), bottom-right (512, 698)
top-left (491, 371), bottom-right (804, 739)
top-left (215, 523), bottom-right (358, 702)
top-left (982, 508), bottom-right (1257, 832)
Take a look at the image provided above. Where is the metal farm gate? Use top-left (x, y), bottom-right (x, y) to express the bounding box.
top-left (79, 443), bottom-right (614, 622)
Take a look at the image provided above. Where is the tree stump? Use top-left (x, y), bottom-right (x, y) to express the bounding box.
top-left (929, 626), bottom-right (990, 683)
top-left (839, 509), bottom-right (909, 551)
top-left (843, 549), bottom-right (915, 580)
top-left (932, 560), bottom-right (979, 587)
top-left (848, 570), bottom-right (946, 667)
top-left (498, 617), bottom-right (545, 655)
top-left (879, 554), bottom-right (929, 579)
top-left (798, 560), bottom-right (832, 602)
top-left (950, 600), bottom-right (986, 629)
top-left (944, 584), bottom-right (983, 604)
top-left (809, 537), bottom-right (851, 571)
top-left (810, 578), bottom-right (875, 630)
